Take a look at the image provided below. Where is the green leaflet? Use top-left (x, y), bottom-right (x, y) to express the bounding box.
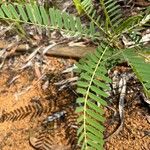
top-left (26, 4), bottom-right (36, 23)
top-left (32, 4), bottom-right (42, 24)
top-left (17, 4), bottom-right (28, 21)
top-left (8, 4), bottom-right (20, 19)
top-left (40, 5), bottom-right (49, 25)
top-left (1, 3), bottom-right (12, 19)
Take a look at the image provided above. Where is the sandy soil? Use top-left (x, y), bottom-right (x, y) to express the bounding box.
top-left (0, 55), bottom-right (77, 150)
top-left (0, 55), bottom-right (149, 150)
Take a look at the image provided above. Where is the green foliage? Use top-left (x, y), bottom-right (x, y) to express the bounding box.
top-left (76, 44), bottom-right (112, 149)
top-left (100, 0), bottom-right (123, 31)
top-left (78, 0), bottom-right (107, 36)
top-left (0, 1), bottom-right (150, 150)
top-left (0, 3), bottom-right (99, 39)
top-left (123, 49), bottom-right (150, 97)
top-left (73, 0), bottom-right (83, 14)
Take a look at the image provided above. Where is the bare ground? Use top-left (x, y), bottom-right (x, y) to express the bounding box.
top-left (0, 54), bottom-right (149, 150)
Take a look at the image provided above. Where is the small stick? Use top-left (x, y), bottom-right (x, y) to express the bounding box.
top-left (0, 41), bottom-right (96, 58)
top-left (105, 75), bottom-right (127, 141)
top-left (134, 0), bottom-right (150, 7)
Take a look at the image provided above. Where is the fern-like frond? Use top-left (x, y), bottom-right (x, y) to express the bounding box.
top-left (0, 3), bottom-right (98, 39)
top-left (123, 49), bottom-right (150, 97)
top-left (100, 0), bottom-right (123, 31)
top-left (115, 15), bottom-right (142, 34)
top-left (115, 13), bottom-right (150, 35)
top-left (76, 44), bottom-right (112, 150)
top-left (79, 0), bottom-right (108, 36)
top-left (79, 0), bottom-right (123, 35)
